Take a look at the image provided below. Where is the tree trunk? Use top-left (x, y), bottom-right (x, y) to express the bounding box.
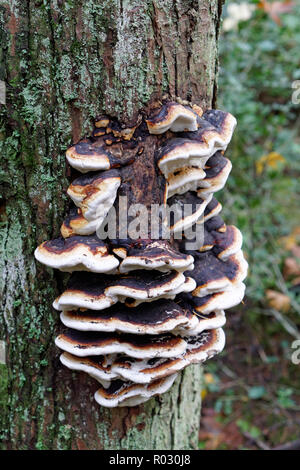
top-left (0, 0), bottom-right (222, 450)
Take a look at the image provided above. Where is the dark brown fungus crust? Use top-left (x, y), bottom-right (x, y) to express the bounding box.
top-left (60, 204), bottom-right (98, 238)
top-left (59, 327), bottom-right (225, 389)
top-left (94, 374), bottom-right (179, 407)
top-left (59, 298), bottom-right (225, 336)
top-left (167, 192), bottom-right (212, 234)
top-left (156, 110), bottom-right (236, 178)
top-left (187, 250), bottom-right (248, 297)
top-left (67, 170), bottom-right (121, 221)
top-left (53, 270), bottom-right (196, 311)
top-left (55, 328), bottom-right (188, 359)
top-left (33, 101), bottom-right (245, 407)
top-left (118, 239), bottom-right (194, 273)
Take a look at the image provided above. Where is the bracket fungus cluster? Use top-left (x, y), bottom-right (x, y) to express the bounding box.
top-left (35, 101), bottom-right (247, 407)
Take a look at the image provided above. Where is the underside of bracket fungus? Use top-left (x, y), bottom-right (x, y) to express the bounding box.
top-left (35, 100), bottom-right (247, 407)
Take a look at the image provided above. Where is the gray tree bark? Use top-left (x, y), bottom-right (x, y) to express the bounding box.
top-left (0, 0), bottom-right (222, 450)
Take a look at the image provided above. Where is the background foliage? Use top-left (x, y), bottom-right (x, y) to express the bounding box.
top-left (199, 0), bottom-right (300, 449)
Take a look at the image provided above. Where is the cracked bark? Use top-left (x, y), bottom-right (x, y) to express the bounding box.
top-left (0, 0), bottom-right (222, 450)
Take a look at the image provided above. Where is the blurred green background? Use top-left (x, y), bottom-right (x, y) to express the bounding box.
top-left (199, 0), bottom-right (300, 450)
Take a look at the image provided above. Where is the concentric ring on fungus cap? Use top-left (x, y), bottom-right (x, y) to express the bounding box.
top-left (66, 170), bottom-right (121, 221)
top-left (52, 270), bottom-right (196, 311)
top-left (157, 139), bottom-right (215, 178)
top-left (146, 102), bottom-right (199, 134)
top-left (166, 152), bottom-right (231, 200)
top-left (166, 167), bottom-right (206, 198)
top-left (59, 299), bottom-right (225, 336)
top-left (94, 374), bottom-right (179, 407)
top-left (118, 239), bottom-right (194, 273)
top-left (60, 204), bottom-right (99, 238)
top-left (66, 139), bottom-right (125, 173)
top-left (59, 299), bottom-right (198, 335)
top-left (55, 328), bottom-right (188, 359)
top-left (188, 249), bottom-right (248, 297)
top-left (196, 153), bottom-right (232, 198)
top-left (203, 197), bottom-right (222, 221)
top-left (156, 110), bottom-right (236, 178)
top-left (168, 192), bottom-right (213, 234)
top-left (34, 235), bottom-right (119, 273)
top-left (183, 282), bottom-right (246, 314)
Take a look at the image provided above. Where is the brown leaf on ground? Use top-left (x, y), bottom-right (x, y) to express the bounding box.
top-left (291, 276), bottom-right (300, 286)
top-left (283, 257), bottom-right (300, 279)
top-left (199, 409), bottom-right (244, 450)
top-left (266, 289), bottom-right (291, 312)
top-left (291, 245), bottom-right (300, 259)
top-left (258, 0), bottom-right (295, 25)
top-left (279, 227), bottom-right (300, 250)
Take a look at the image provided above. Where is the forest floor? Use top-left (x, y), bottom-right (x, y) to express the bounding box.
top-left (199, 307), bottom-right (300, 450)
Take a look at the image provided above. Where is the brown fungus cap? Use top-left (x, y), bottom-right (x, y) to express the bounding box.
top-left (203, 197), bottom-right (222, 221)
top-left (118, 239), bottom-right (194, 273)
top-left (60, 352), bottom-right (118, 387)
top-left (146, 102), bottom-right (199, 134)
top-left (94, 374), bottom-right (179, 407)
top-left (59, 299), bottom-right (199, 335)
top-left (166, 151), bottom-right (231, 199)
top-left (157, 138), bottom-right (214, 178)
top-left (66, 140), bottom-right (124, 173)
top-left (204, 214), bottom-right (226, 233)
top-left (107, 327), bottom-right (225, 384)
top-left (156, 110), bottom-right (236, 178)
top-left (178, 109), bottom-right (237, 148)
top-left (55, 328), bottom-right (188, 359)
top-left (167, 192), bottom-right (212, 234)
top-left (34, 235), bottom-right (119, 273)
top-left (53, 270), bottom-right (196, 311)
top-left (59, 327), bottom-right (225, 388)
top-left (60, 204), bottom-right (99, 238)
top-left (188, 250), bottom-right (248, 297)
top-left (182, 282), bottom-right (246, 314)
top-left (197, 153), bottom-right (232, 198)
top-left (167, 167), bottom-right (206, 198)
top-left (67, 170), bottom-right (121, 222)
top-left (59, 299), bottom-right (225, 336)
top-left (181, 220), bottom-right (242, 259)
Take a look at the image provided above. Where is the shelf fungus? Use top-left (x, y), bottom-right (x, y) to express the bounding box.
top-left (35, 101), bottom-right (247, 407)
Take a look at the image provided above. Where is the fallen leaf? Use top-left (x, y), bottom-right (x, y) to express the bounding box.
top-left (256, 151), bottom-right (286, 174)
top-left (199, 409), bottom-right (244, 450)
top-left (291, 245), bottom-right (300, 258)
top-left (266, 289), bottom-right (291, 312)
top-left (278, 227), bottom-right (300, 250)
top-left (291, 276), bottom-right (300, 286)
top-left (258, 0), bottom-right (295, 25)
top-left (204, 373), bottom-right (215, 385)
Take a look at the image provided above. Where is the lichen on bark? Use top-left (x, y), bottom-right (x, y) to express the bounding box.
top-left (0, 0), bottom-right (222, 450)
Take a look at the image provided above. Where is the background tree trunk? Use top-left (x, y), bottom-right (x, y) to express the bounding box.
top-left (0, 0), bottom-right (222, 450)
